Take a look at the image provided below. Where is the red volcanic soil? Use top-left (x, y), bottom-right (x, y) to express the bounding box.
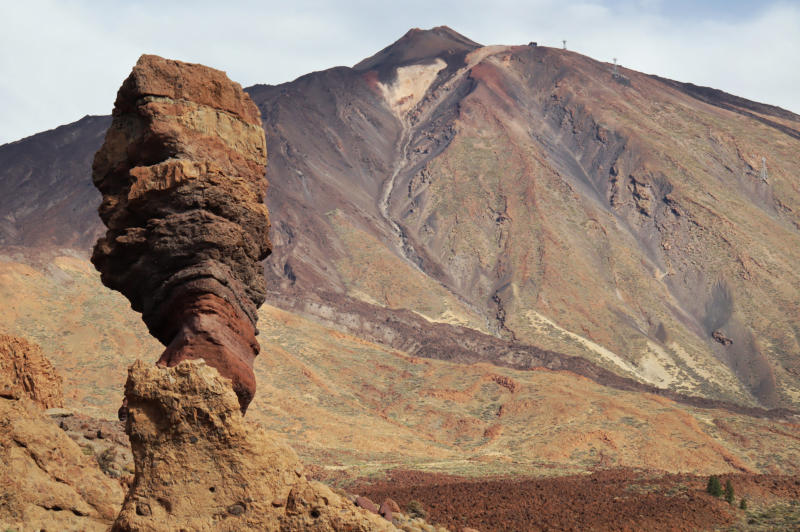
top-left (351, 469), bottom-right (800, 531)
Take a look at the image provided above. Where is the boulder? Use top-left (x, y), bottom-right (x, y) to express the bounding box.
top-left (380, 498), bottom-right (401, 521)
top-left (356, 495), bottom-right (380, 515)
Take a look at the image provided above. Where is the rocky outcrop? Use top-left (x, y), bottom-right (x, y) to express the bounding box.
top-left (712, 330), bottom-right (734, 346)
top-left (0, 333), bottom-right (63, 408)
top-left (90, 54), bottom-right (271, 412)
top-left (0, 335), bottom-right (124, 531)
top-left (113, 360), bottom-right (393, 531)
top-left (380, 498), bottom-right (401, 521)
top-left (356, 496), bottom-right (380, 515)
top-left (90, 56), bottom-right (394, 531)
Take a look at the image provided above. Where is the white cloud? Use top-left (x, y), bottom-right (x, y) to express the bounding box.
top-left (0, 0), bottom-right (798, 144)
top-left (566, 3), bottom-right (612, 19)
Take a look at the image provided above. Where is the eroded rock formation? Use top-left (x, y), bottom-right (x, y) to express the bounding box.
top-left (0, 334), bottom-right (124, 531)
top-left (0, 333), bottom-right (63, 408)
top-left (91, 56), bottom-right (396, 531)
top-left (91, 54), bottom-right (271, 411)
top-left (113, 360), bottom-right (392, 531)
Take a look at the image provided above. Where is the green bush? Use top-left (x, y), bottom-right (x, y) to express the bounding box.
top-left (739, 498), bottom-right (747, 510)
top-left (706, 475), bottom-right (722, 497)
top-left (724, 479), bottom-right (735, 504)
top-left (407, 500), bottom-right (427, 519)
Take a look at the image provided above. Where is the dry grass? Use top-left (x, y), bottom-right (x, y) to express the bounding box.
top-left (4, 254), bottom-right (797, 480)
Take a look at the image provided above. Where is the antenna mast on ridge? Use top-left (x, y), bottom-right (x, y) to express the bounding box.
top-left (612, 57), bottom-right (619, 78)
top-left (562, 40), bottom-right (567, 50)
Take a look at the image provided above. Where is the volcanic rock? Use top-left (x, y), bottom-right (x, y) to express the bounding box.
top-left (89, 55), bottom-right (395, 532)
top-left (0, 333), bottom-right (63, 408)
top-left (712, 330), bottom-right (733, 346)
top-left (90, 54), bottom-right (271, 412)
top-left (0, 335), bottom-right (123, 531)
top-left (356, 495), bottom-right (380, 515)
top-left (379, 498), bottom-right (400, 521)
top-left (112, 360), bottom-right (394, 531)
top-left (382, 498), bottom-right (402, 514)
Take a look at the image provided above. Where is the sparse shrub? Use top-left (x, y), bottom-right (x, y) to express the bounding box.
top-left (706, 475), bottom-right (722, 497)
top-left (407, 500), bottom-right (427, 519)
top-left (97, 447), bottom-right (122, 478)
top-left (739, 498), bottom-right (747, 510)
top-left (724, 479), bottom-right (735, 504)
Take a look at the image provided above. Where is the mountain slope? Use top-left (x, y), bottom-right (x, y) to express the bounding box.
top-left (0, 115), bottom-right (109, 251)
top-left (1, 253), bottom-right (798, 479)
top-left (253, 28), bottom-right (800, 409)
top-left (1, 27), bottom-right (799, 412)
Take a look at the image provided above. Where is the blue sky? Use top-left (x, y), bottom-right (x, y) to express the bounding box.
top-left (1, 0), bottom-right (799, 144)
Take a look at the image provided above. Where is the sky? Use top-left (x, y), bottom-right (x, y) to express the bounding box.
top-left (1, 0), bottom-right (799, 145)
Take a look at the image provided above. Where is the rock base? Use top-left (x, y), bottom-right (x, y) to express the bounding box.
top-left (113, 360), bottom-right (394, 531)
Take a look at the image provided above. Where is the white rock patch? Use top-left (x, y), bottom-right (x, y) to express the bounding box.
top-left (379, 58), bottom-right (446, 118)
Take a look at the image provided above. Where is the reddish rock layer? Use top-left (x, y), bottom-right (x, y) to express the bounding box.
top-left (90, 55), bottom-right (270, 411)
top-left (356, 469), bottom-right (741, 531)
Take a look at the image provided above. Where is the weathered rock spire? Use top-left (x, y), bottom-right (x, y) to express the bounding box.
top-left (91, 54), bottom-right (270, 412)
top-left (92, 56), bottom-right (392, 531)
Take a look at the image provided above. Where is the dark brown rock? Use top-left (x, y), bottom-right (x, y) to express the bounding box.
top-left (712, 330), bottom-right (733, 346)
top-left (379, 498), bottom-right (398, 521)
top-left (381, 498), bottom-right (401, 515)
top-left (90, 54), bottom-right (270, 412)
top-left (355, 495), bottom-right (379, 515)
top-left (227, 503), bottom-right (246, 515)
